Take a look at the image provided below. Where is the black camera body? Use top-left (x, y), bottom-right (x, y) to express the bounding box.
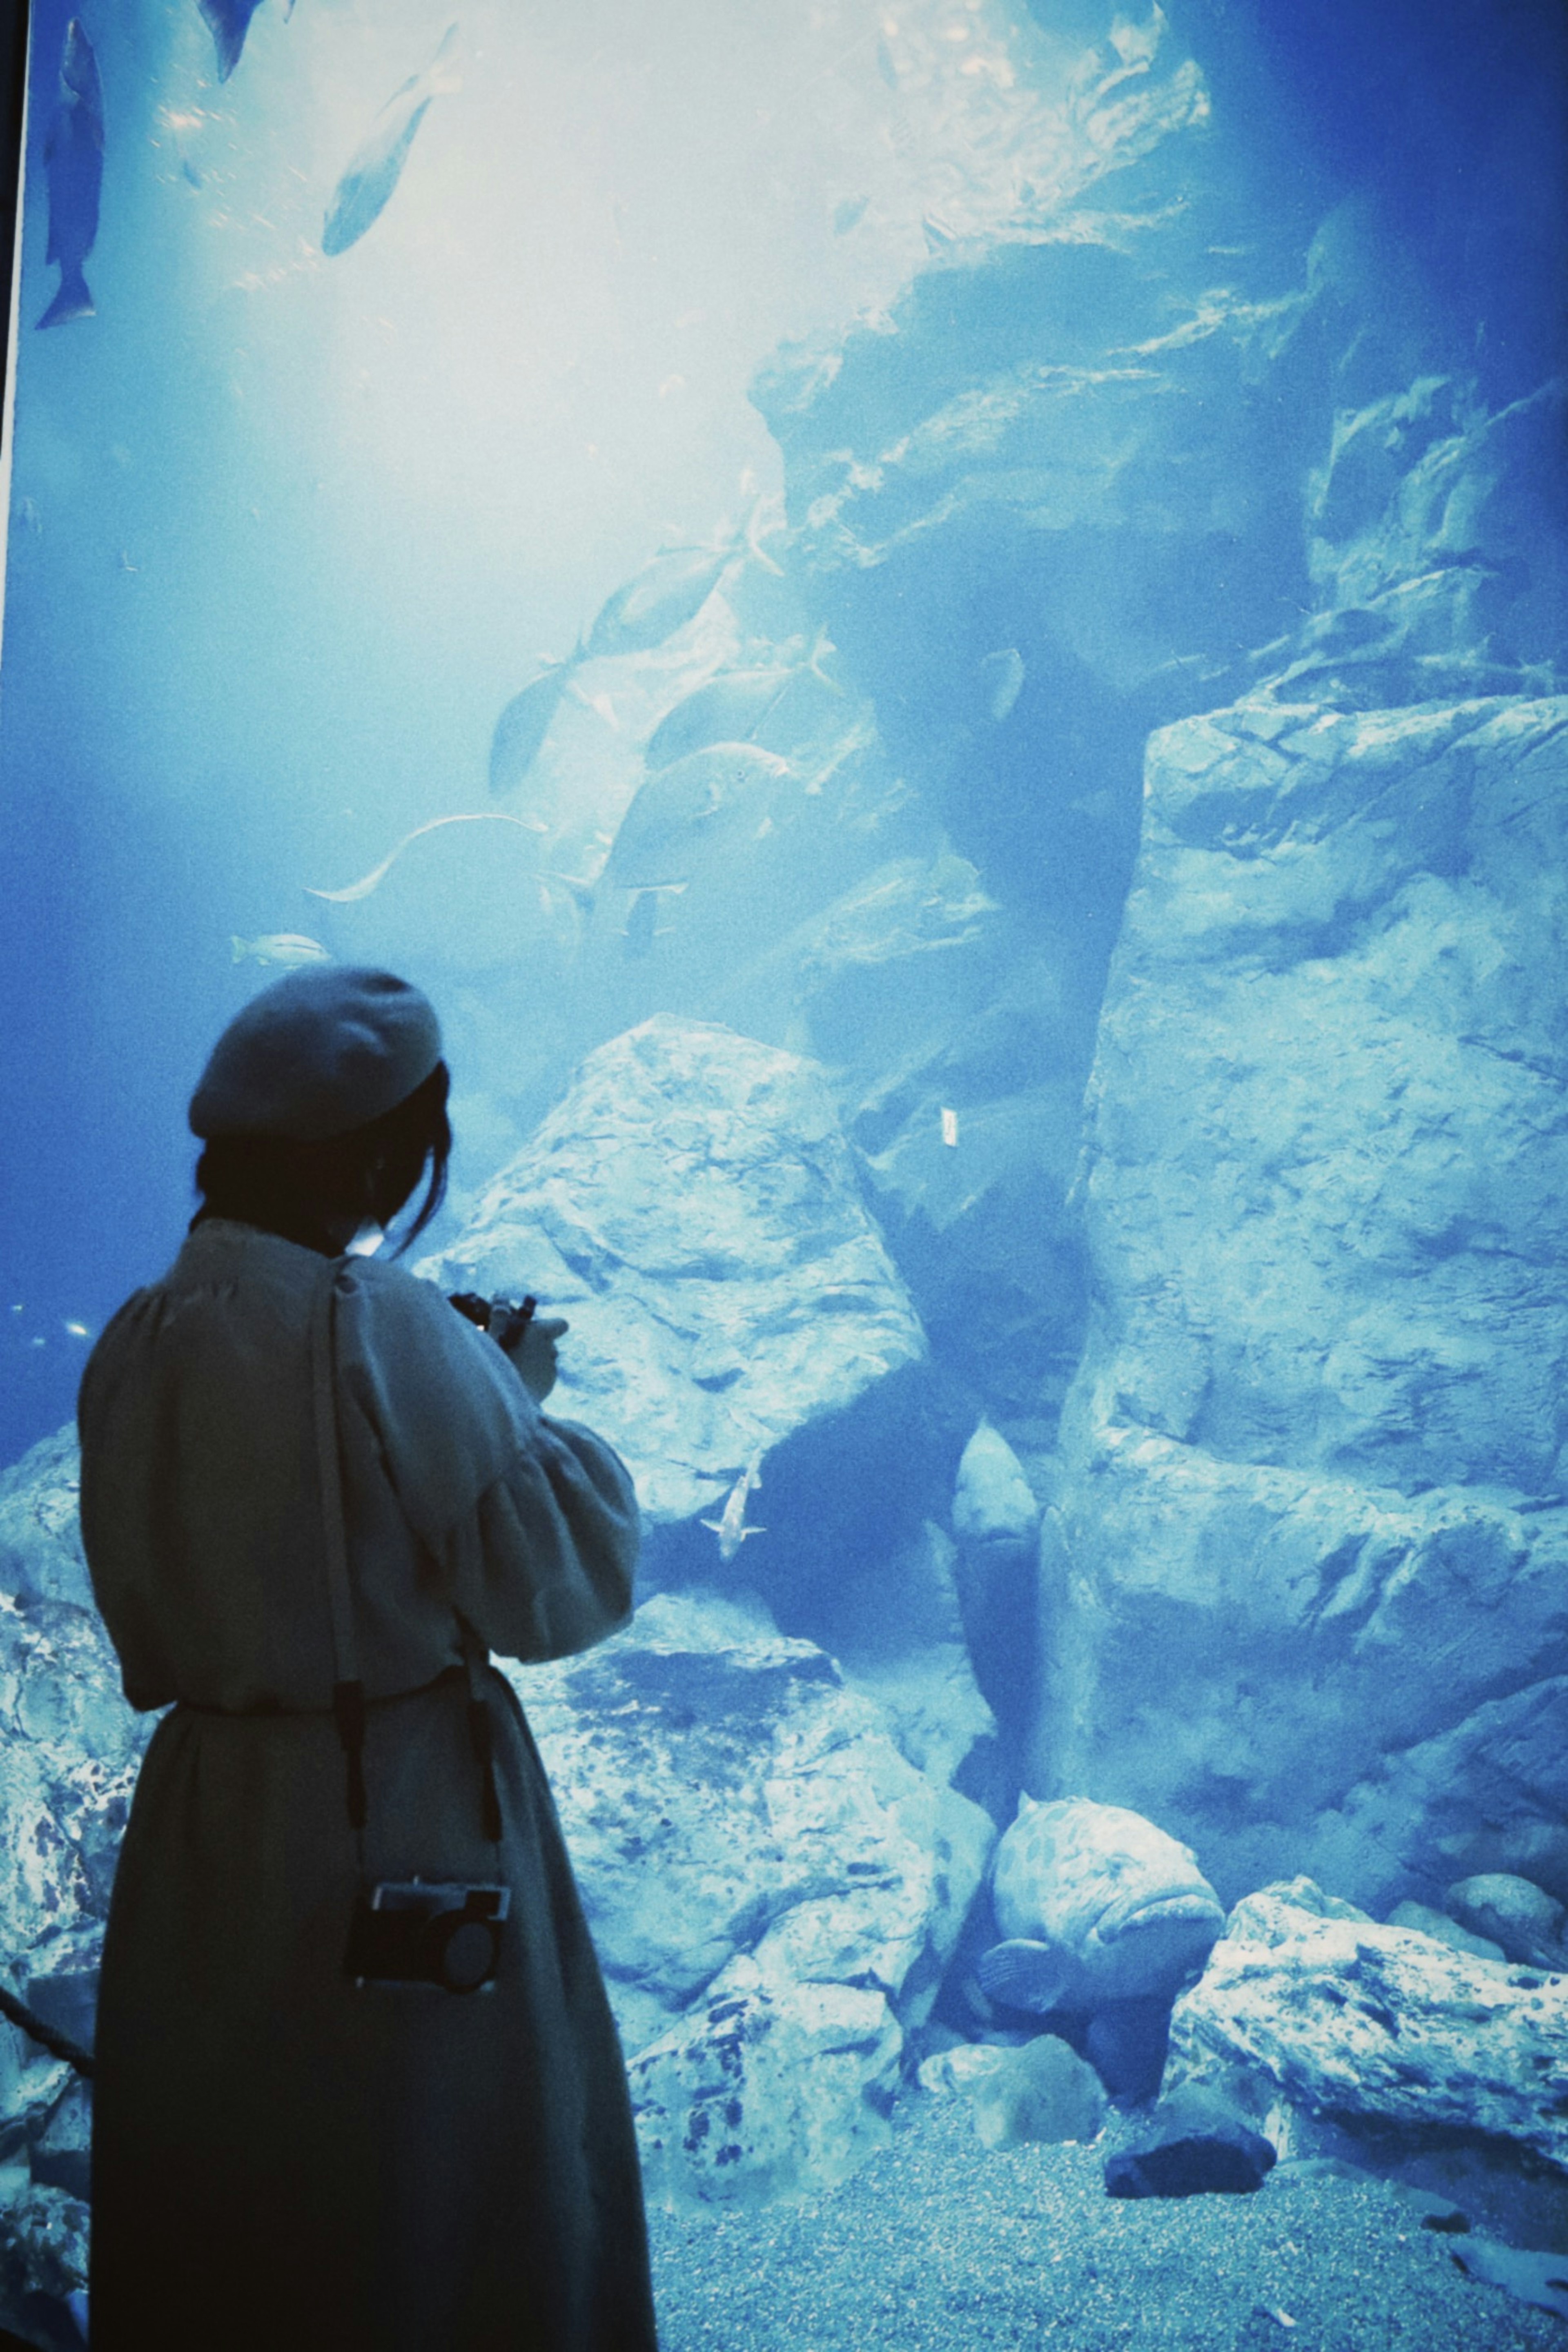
top-left (344, 1878), bottom-right (510, 1994)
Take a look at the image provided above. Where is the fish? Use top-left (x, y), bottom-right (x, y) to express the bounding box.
top-left (701, 1457), bottom-right (765, 1563)
top-left (643, 668), bottom-right (791, 773)
top-left (231, 932), bottom-right (332, 967)
top-left (305, 812), bottom-right (547, 905)
top-left (37, 22), bottom-right (104, 331)
top-left (322, 24), bottom-right (461, 259)
top-left (584, 541), bottom-right (739, 661)
top-left (642, 635), bottom-right (838, 773)
top-left (601, 743), bottom-right (789, 892)
top-left (488, 654), bottom-right (583, 797)
top-left (979, 646), bottom-right (1025, 722)
top-left (978, 1797), bottom-right (1224, 2016)
top-left (198, 0), bottom-right (290, 83)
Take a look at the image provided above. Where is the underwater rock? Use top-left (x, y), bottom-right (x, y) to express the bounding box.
top-left (1444, 1874), bottom-right (1568, 1973)
top-left (980, 1797), bottom-right (1224, 2016)
top-left (1165, 1880), bottom-right (1568, 2174)
top-left (1449, 2238), bottom-right (1568, 2325)
top-left (1385, 1901), bottom-right (1505, 1964)
top-left (418, 1015), bottom-right (927, 1527)
top-left (916, 2031), bottom-right (1106, 2151)
top-left (506, 1591), bottom-right (993, 2198)
top-left (1104, 2086), bottom-right (1277, 2200)
top-left (1039, 691), bottom-right (1568, 1908)
top-left (0, 1431), bottom-right (146, 1966)
top-left (819, 1519), bottom-right (997, 1796)
top-left (628, 1959), bottom-right (900, 2212)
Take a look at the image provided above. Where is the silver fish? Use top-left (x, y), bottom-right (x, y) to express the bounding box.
top-left (488, 655), bottom-right (581, 797)
top-left (601, 743), bottom-right (788, 892)
top-left (322, 24), bottom-right (461, 259)
top-left (980, 647), bottom-right (1026, 723)
top-left (978, 1797), bottom-right (1224, 2015)
top-left (37, 22), bottom-right (103, 331)
top-left (585, 542), bottom-right (737, 661)
top-left (643, 668), bottom-right (791, 773)
top-left (231, 932), bottom-right (332, 967)
top-left (700, 1457), bottom-right (764, 1563)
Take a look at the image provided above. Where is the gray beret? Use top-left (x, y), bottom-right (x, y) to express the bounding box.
top-left (189, 967), bottom-right (443, 1142)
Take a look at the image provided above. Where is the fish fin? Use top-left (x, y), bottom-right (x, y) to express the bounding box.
top-left (36, 267), bottom-right (93, 330)
top-left (977, 1940), bottom-right (1071, 2014)
top-left (737, 1524), bottom-right (766, 1541)
top-left (198, 0), bottom-right (247, 81)
top-left (426, 23), bottom-right (463, 93)
top-left (699, 1520), bottom-right (724, 1537)
top-left (744, 494), bottom-right (786, 577)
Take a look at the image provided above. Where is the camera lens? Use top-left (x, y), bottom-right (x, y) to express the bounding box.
top-left (437, 1916), bottom-right (499, 1993)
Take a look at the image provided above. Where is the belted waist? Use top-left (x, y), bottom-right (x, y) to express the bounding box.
top-left (173, 1664), bottom-right (468, 1720)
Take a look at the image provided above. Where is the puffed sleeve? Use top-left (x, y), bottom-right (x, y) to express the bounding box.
top-left (336, 1258), bottom-right (640, 1665)
top-left (446, 1417), bottom-right (640, 1664)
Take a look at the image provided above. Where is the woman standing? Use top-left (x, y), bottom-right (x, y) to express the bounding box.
top-left (77, 966), bottom-right (659, 2350)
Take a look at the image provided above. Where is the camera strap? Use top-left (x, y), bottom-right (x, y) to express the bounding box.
top-left (311, 1262), bottom-right (506, 1858)
top-left (310, 1264), bottom-right (370, 1851)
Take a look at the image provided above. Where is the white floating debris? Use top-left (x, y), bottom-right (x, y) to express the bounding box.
top-left (62, 1321), bottom-right (91, 1339)
top-left (940, 1107), bottom-right (959, 1147)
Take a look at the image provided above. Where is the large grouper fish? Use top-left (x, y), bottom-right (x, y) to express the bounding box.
top-left (979, 1797), bottom-right (1225, 2016)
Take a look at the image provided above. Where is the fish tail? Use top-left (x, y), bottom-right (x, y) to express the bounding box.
top-left (428, 23), bottom-right (463, 92)
top-left (36, 265), bottom-right (94, 330)
top-left (230, 936), bottom-right (251, 962)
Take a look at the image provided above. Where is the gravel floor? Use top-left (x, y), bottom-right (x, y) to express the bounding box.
top-left (647, 2097), bottom-right (1566, 2352)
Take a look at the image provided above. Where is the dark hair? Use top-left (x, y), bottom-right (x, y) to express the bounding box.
top-left (191, 1061), bottom-right (452, 1258)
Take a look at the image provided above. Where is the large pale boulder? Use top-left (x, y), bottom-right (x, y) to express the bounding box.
top-left (1167, 1880), bottom-right (1568, 2175)
top-left (1038, 694), bottom-right (1568, 1910)
top-left (506, 1592), bottom-right (994, 2203)
top-left (418, 1015), bottom-right (927, 1528)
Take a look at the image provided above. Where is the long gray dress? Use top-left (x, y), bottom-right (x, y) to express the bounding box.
top-left (76, 1218), bottom-right (658, 2351)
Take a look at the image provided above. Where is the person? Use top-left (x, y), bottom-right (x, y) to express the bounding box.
top-left (76, 966), bottom-right (659, 2351)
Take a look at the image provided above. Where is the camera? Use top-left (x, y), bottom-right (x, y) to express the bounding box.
top-left (344, 1878), bottom-right (510, 1994)
top-left (448, 1291), bottom-right (538, 1354)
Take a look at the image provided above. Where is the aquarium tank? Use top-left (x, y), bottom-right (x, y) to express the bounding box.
top-left (0, 0), bottom-right (1565, 2342)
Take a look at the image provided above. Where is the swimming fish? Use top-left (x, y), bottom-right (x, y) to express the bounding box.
top-left (322, 24), bottom-right (461, 259)
top-left (231, 932), bottom-right (332, 967)
top-left (305, 811), bottom-right (547, 905)
top-left (198, 0), bottom-right (290, 83)
top-left (701, 1457), bottom-right (765, 1563)
top-left (488, 655), bottom-right (585, 797)
top-left (643, 668), bottom-right (791, 773)
top-left (584, 542), bottom-right (739, 662)
top-left (642, 635), bottom-right (838, 773)
top-left (37, 22), bottom-right (103, 331)
top-left (601, 743), bottom-right (789, 891)
top-left (979, 647), bottom-right (1025, 722)
top-left (978, 1797), bottom-right (1224, 2015)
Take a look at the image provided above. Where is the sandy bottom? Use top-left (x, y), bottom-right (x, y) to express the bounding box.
top-left (647, 2097), bottom-right (1565, 2352)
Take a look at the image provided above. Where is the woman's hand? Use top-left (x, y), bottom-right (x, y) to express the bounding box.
top-left (490, 1303), bottom-right (568, 1403)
